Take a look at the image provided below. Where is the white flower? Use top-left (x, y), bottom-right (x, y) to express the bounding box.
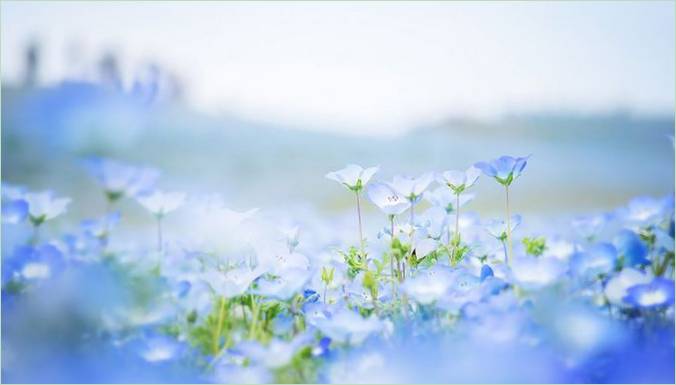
top-left (326, 164), bottom-right (379, 192)
top-left (437, 166), bottom-right (481, 194)
top-left (136, 190), bottom-right (186, 217)
top-left (366, 183), bottom-right (410, 216)
top-left (388, 173), bottom-right (434, 204)
top-left (203, 266), bottom-right (264, 299)
top-left (84, 157), bottom-right (160, 200)
top-left (255, 268), bottom-right (310, 300)
top-left (24, 191), bottom-right (71, 225)
top-left (604, 268), bottom-right (651, 306)
top-left (510, 256), bottom-right (567, 289)
top-left (402, 265), bottom-right (455, 304)
top-left (425, 187), bottom-right (474, 214)
top-left (314, 309), bottom-right (382, 345)
top-left (237, 334), bottom-right (311, 368)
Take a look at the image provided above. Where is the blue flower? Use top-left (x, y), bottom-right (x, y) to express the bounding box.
top-left (474, 155), bottom-right (529, 186)
top-left (570, 243), bottom-right (617, 279)
top-left (2, 199), bottom-right (28, 224)
top-left (614, 229), bottom-right (649, 267)
top-left (480, 265), bottom-right (494, 282)
top-left (624, 278), bottom-right (675, 308)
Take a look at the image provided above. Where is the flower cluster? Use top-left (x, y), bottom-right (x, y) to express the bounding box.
top-left (1, 156), bottom-right (674, 383)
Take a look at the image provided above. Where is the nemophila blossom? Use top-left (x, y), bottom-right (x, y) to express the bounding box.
top-left (326, 164), bottom-right (379, 257)
top-left (367, 182), bottom-right (410, 217)
top-left (425, 187), bottom-right (474, 215)
top-left (255, 268), bottom-right (310, 300)
top-left (84, 157), bottom-right (160, 205)
top-left (24, 191), bottom-right (71, 226)
top-left (80, 212), bottom-right (120, 243)
top-left (137, 190), bottom-right (186, 252)
top-left (325, 164), bottom-right (379, 192)
top-left (624, 196), bottom-right (670, 225)
top-left (604, 268), bottom-right (651, 306)
top-left (613, 229), bottom-right (649, 267)
top-left (401, 265), bottom-right (455, 304)
top-left (475, 155), bottom-right (529, 264)
top-left (474, 155), bottom-right (529, 187)
top-left (203, 265), bottom-right (264, 299)
top-left (313, 308), bottom-right (383, 345)
top-left (485, 215), bottom-right (521, 263)
top-left (572, 214), bottom-right (609, 241)
top-left (570, 243), bottom-right (617, 280)
top-left (138, 334), bottom-right (183, 363)
top-left (388, 173), bottom-right (434, 221)
top-left (3, 244), bottom-right (65, 283)
top-left (510, 256), bottom-right (567, 290)
top-left (235, 334), bottom-right (312, 369)
top-left (624, 278), bottom-right (675, 308)
top-left (2, 199), bottom-right (29, 224)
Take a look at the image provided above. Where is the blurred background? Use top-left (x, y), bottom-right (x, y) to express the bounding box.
top-left (1, 1), bottom-right (674, 221)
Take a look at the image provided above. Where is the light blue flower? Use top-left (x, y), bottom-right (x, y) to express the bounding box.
top-left (570, 243), bottom-right (617, 279)
top-left (613, 229), bottom-right (649, 267)
top-left (325, 164), bottom-right (379, 192)
top-left (425, 187), bottom-right (474, 214)
top-left (202, 265), bottom-right (264, 299)
top-left (437, 166), bottom-right (481, 194)
top-left (474, 155), bottom-right (529, 186)
top-left (138, 334), bottom-right (183, 363)
top-left (387, 173), bottom-right (434, 204)
top-left (401, 265), bottom-right (455, 304)
top-left (480, 264), bottom-right (494, 282)
top-left (254, 267), bottom-right (311, 300)
top-left (366, 182), bottom-right (410, 216)
top-left (572, 214), bottom-right (609, 241)
top-left (485, 215), bottom-right (522, 241)
top-left (136, 190), bottom-right (186, 217)
top-left (2, 199), bottom-right (28, 224)
top-left (236, 333), bottom-right (312, 369)
top-left (604, 268), bottom-right (651, 306)
top-left (84, 157), bottom-right (160, 201)
top-left (624, 278), bottom-right (675, 308)
top-left (313, 308), bottom-right (382, 345)
top-left (624, 196), bottom-right (670, 225)
top-left (80, 212), bottom-right (121, 239)
top-left (510, 256), bottom-right (567, 289)
top-left (24, 191), bottom-right (71, 226)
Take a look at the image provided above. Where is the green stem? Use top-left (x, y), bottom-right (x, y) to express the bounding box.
top-left (212, 297), bottom-right (226, 354)
top-left (157, 216), bottom-right (163, 253)
top-left (505, 185), bottom-right (513, 264)
top-left (389, 215), bottom-right (396, 301)
top-left (355, 191), bottom-right (365, 257)
top-left (248, 294), bottom-right (259, 340)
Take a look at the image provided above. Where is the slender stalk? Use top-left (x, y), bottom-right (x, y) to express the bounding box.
top-left (212, 296), bottom-right (226, 354)
top-left (249, 294), bottom-right (259, 339)
top-left (31, 224), bottom-right (40, 245)
top-left (157, 215), bottom-right (164, 253)
top-left (455, 193), bottom-right (460, 243)
top-left (501, 240), bottom-right (508, 264)
top-left (505, 185), bottom-right (513, 264)
top-left (409, 204), bottom-right (415, 226)
top-left (389, 215), bottom-right (396, 301)
top-left (355, 191), bottom-right (365, 257)
top-left (323, 284), bottom-right (328, 304)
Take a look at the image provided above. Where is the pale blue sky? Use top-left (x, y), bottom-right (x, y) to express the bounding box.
top-left (1, 1), bottom-right (674, 135)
